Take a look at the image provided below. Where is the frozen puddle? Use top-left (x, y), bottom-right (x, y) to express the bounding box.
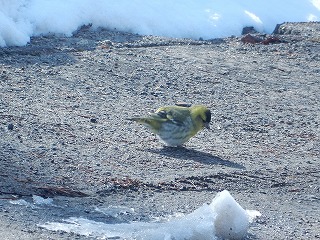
top-left (40, 190), bottom-right (261, 240)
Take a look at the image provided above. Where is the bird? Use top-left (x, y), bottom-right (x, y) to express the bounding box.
top-left (127, 103), bottom-right (211, 146)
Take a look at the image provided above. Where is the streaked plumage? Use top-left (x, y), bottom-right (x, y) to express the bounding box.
top-left (127, 103), bottom-right (211, 146)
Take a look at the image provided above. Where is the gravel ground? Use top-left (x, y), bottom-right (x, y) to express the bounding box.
top-left (0, 22), bottom-right (319, 239)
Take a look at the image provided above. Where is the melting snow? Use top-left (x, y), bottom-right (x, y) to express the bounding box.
top-left (40, 190), bottom-right (261, 240)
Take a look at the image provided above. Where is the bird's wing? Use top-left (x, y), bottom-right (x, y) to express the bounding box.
top-left (155, 107), bottom-right (190, 125)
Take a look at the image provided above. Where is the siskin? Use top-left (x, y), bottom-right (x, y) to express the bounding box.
top-left (127, 103), bottom-right (211, 146)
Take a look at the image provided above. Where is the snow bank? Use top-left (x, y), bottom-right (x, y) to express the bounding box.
top-left (0, 0), bottom-right (319, 47)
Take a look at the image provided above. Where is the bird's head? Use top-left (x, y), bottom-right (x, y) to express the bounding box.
top-left (191, 105), bottom-right (211, 130)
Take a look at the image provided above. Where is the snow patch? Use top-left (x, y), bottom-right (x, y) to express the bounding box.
top-left (40, 190), bottom-right (260, 240)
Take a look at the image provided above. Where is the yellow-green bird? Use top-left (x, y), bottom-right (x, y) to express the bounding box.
top-left (127, 103), bottom-right (211, 146)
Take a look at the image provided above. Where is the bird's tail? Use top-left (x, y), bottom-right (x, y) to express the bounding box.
top-left (127, 116), bottom-right (161, 131)
top-left (126, 117), bottom-right (147, 123)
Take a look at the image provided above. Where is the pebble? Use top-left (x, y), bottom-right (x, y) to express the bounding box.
top-left (7, 123), bottom-right (14, 130)
top-left (90, 118), bottom-right (97, 123)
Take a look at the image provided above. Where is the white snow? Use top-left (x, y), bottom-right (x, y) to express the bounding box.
top-left (32, 195), bottom-right (53, 205)
top-left (9, 195), bottom-right (53, 208)
top-left (0, 0), bottom-right (319, 47)
top-left (9, 199), bottom-right (34, 207)
top-left (40, 190), bottom-right (261, 240)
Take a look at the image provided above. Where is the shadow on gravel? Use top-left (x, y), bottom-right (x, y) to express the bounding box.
top-left (148, 147), bottom-right (245, 169)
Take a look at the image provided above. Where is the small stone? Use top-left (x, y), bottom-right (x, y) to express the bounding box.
top-left (242, 26), bottom-right (258, 35)
top-left (175, 102), bottom-right (192, 107)
top-left (261, 36), bottom-right (281, 45)
top-left (8, 123), bottom-right (14, 130)
top-left (90, 118), bottom-right (97, 123)
top-left (241, 34), bottom-right (263, 44)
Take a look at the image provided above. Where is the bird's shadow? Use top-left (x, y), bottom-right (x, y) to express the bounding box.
top-left (147, 146), bottom-right (245, 169)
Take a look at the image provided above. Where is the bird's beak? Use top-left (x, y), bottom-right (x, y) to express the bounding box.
top-left (204, 122), bottom-right (210, 130)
